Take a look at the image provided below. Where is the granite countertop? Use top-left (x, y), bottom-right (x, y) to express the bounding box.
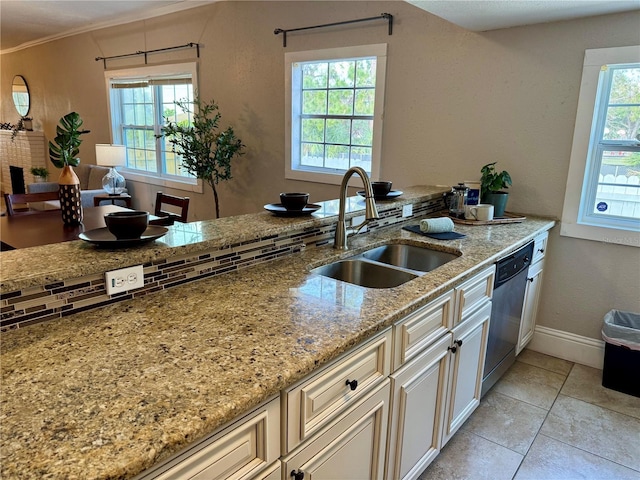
top-left (0, 203), bottom-right (555, 479)
top-left (0, 186), bottom-right (447, 293)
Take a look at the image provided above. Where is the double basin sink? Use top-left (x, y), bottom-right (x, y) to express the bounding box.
top-left (311, 244), bottom-right (459, 288)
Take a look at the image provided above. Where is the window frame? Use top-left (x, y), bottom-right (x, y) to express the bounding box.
top-left (285, 44), bottom-right (387, 185)
top-left (561, 45), bottom-right (640, 247)
top-left (104, 62), bottom-right (203, 193)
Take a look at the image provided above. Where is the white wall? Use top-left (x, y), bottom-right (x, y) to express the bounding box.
top-left (1, 1), bottom-right (638, 341)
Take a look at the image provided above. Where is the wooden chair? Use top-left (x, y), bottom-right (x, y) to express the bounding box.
top-left (151, 192), bottom-right (190, 226)
top-left (4, 192), bottom-right (60, 216)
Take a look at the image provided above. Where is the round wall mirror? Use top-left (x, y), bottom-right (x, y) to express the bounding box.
top-left (12, 75), bottom-right (30, 117)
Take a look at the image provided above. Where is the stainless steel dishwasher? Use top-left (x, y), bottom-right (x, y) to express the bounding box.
top-left (481, 241), bottom-right (534, 397)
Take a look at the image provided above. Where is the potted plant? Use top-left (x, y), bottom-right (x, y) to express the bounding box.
top-left (48, 111), bottom-right (90, 225)
top-left (30, 166), bottom-right (49, 182)
top-left (480, 162), bottom-right (512, 217)
top-left (160, 97), bottom-right (245, 219)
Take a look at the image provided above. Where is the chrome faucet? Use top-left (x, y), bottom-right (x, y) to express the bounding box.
top-left (334, 166), bottom-right (380, 249)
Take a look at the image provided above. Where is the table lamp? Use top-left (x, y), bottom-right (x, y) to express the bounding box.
top-left (95, 144), bottom-right (126, 195)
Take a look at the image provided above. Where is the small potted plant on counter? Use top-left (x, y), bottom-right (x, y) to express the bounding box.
top-left (30, 166), bottom-right (49, 182)
top-left (480, 162), bottom-right (512, 217)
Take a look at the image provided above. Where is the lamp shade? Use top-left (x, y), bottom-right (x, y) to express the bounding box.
top-left (95, 144), bottom-right (126, 167)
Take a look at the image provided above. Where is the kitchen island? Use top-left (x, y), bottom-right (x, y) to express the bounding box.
top-left (0, 187), bottom-right (555, 479)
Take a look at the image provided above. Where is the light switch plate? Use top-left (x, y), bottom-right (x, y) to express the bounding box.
top-left (402, 204), bottom-right (413, 217)
top-left (105, 265), bottom-right (144, 295)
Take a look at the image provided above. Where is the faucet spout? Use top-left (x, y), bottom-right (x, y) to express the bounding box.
top-left (334, 166), bottom-right (380, 249)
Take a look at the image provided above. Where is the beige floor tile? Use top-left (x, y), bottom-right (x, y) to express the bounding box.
top-left (541, 394), bottom-right (640, 471)
top-left (491, 361), bottom-right (566, 410)
top-left (461, 390), bottom-right (547, 454)
top-left (515, 434), bottom-right (640, 480)
top-left (419, 430), bottom-right (523, 480)
top-left (561, 363), bottom-right (640, 419)
top-left (517, 349), bottom-right (573, 376)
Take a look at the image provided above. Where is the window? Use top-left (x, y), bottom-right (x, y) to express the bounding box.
top-left (562, 46), bottom-right (640, 247)
top-left (105, 63), bottom-right (202, 191)
top-left (285, 44), bottom-right (387, 184)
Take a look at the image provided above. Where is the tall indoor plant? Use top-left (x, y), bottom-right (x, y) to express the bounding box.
top-left (480, 162), bottom-right (512, 217)
top-left (48, 111), bottom-right (90, 225)
top-left (160, 97), bottom-right (245, 218)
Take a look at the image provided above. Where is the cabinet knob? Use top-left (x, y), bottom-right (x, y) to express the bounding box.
top-left (448, 345), bottom-right (457, 354)
top-left (538, 248), bottom-right (545, 254)
top-left (454, 339), bottom-right (463, 347)
top-left (527, 277), bottom-right (534, 282)
top-left (345, 379), bottom-right (358, 391)
top-left (291, 470), bottom-right (304, 480)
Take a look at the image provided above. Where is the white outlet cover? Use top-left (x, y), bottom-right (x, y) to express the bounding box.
top-left (105, 265), bottom-right (144, 295)
top-left (402, 204), bottom-right (413, 217)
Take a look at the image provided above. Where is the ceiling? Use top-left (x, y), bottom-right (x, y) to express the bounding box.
top-left (1, 0), bottom-right (639, 53)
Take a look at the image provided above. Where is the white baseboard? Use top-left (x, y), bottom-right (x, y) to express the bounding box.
top-left (528, 326), bottom-right (605, 369)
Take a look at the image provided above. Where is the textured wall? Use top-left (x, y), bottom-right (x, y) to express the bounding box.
top-left (1, 2), bottom-right (638, 340)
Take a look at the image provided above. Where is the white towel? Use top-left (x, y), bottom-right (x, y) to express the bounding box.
top-left (420, 217), bottom-right (455, 233)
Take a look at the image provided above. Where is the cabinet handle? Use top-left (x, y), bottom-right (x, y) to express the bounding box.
top-left (291, 470), bottom-right (305, 480)
top-left (538, 248), bottom-right (545, 254)
top-left (345, 379), bottom-right (358, 391)
top-left (454, 339), bottom-right (463, 347)
top-left (448, 345), bottom-right (457, 354)
top-left (527, 277), bottom-right (534, 282)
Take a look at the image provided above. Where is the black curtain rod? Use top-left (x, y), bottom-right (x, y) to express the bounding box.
top-left (95, 42), bottom-right (200, 69)
top-left (274, 13), bottom-right (393, 47)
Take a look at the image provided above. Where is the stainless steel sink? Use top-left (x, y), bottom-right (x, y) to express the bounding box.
top-left (359, 244), bottom-right (458, 273)
top-left (311, 259), bottom-right (419, 289)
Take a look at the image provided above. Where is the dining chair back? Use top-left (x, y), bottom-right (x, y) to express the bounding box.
top-left (4, 191), bottom-right (60, 216)
top-left (151, 192), bottom-right (190, 225)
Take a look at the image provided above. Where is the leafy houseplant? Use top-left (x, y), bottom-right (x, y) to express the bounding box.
top-left (48, 112), bottom-right (90, 225)
top-left (480, 162), bottom-right (512, 217)
top-left (160, 98), bottom-right (245, 219)
top-left (48, 112), bottom-right (90, 168)
top-left (30, 167), bottom-right (49, 181)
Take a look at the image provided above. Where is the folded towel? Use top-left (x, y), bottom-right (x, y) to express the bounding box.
top-left (420, 217), bottom-right (455, 233)
top-left (403, 225), bottom-right (466, 240)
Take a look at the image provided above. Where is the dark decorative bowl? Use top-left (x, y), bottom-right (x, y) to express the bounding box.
top-left (104, 211), bottom-right (149, 240)
top-left (280, 192), bottom-right (309, 211)
top-left (372, 181), bottom-right (392, 197)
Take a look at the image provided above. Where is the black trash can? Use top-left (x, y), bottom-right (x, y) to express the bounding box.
top-left (601, 310), bottom-right (640, 397)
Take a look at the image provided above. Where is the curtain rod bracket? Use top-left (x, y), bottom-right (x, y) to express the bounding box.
top-left (95, 42), bottom-right (200, 69)
top-left (274, 13), bottom-right (393, 48)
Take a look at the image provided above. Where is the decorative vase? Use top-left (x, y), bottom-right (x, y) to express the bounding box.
top-left (58, 165), bottom-right (83, 225)
top-left (485, 192), bottom-right (509, 217)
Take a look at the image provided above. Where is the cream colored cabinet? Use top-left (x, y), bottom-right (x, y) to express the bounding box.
top-left (386, 333), bottom-right (452, 480)
top-left (517, 232), bottom-right (548, 354)
top-left (440, 301), bottom-right (491, 446)
top-left (252, 461), bottom-right (280, 480)
top-left (136, 397), bottom-right (280, 480)
top-left (282, 328), bottom-right (392, 453)
top-left (282, 380), bottom-right (390, 480)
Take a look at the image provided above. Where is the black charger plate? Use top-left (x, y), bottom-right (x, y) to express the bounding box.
top-left (79, 226), bottom-right (168, 247)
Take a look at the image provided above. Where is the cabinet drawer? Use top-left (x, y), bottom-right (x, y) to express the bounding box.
top-left (282, 380), bottom-right (390, 480)
top-left (283, 328), bottom-right (392, 453)
top-left (393, 290), bottom-right (454, 370)
top-left (453, 265), bottom-right (495, 325)
top-left (137, 397), bottom-right (280, 480)
top-left (532, 231), bottom-right (548, 265)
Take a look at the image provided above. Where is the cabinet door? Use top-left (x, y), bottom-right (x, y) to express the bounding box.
top-left (387, 333), bottom-right (451, 480)
top-left (441, 302), bottom-right (491, 446)
top-left (517, 260), bottom-right (544, 355)
top-left (282, 380), bottom-right (390, 480)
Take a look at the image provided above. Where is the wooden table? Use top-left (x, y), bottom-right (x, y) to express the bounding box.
top-left (1, 205), bottom-right (149, 250)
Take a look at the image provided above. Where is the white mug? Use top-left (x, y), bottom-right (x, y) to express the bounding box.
top-left (470, 204), bottom-right (494, 221)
